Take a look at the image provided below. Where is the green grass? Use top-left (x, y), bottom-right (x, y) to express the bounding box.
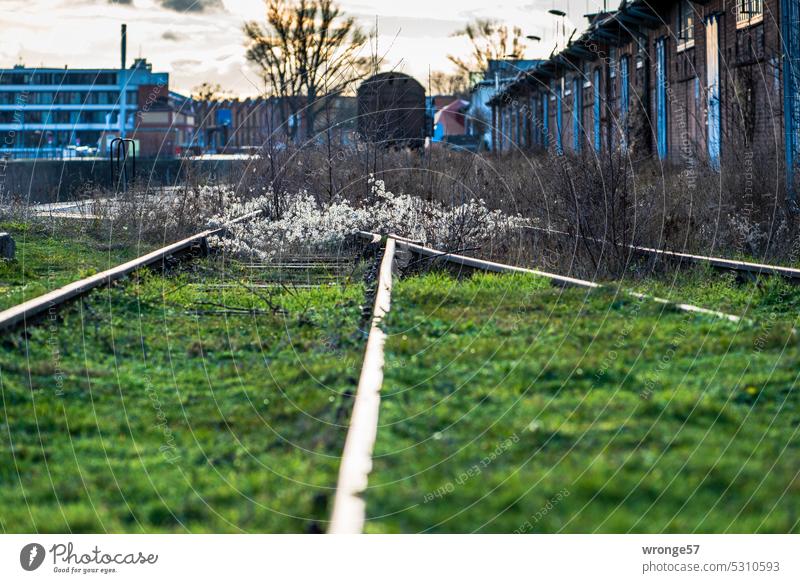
top-left (625, 266), bottom-right (800, 324)
top-left (366, 272), bottom-right (800, 533)
top-left (0, 220), bottom-right (156, 311)
top-left (0, 262), bottom-right (366, 533)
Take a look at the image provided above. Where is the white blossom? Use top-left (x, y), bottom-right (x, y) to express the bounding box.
top-left (213, 179), bottom-right (527, 259)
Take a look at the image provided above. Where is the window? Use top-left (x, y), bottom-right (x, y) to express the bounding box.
top-left (34, 92), bottom-right (54, 105)
top-left (677, 0), bottom-right (694, 50)
top-left (609, 47), bottom-right (617, 78)
top-left (737, 0), bottom-right (764, 28)
top-left (0, 74), bottom-right (27, 85)
top-left (31, 73), bottom-right (53, 85)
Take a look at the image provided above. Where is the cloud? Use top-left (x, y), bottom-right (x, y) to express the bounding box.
top-left (162, 30), bottom-right (184, 41)
top-left (171, 58), bottom-right (202, 67)
top-left (105, 0), bottom-right (224, 11)
top-left (159, 0), bottom-right (223, 12)
top-left (349, 13), bottom-right (464, 38)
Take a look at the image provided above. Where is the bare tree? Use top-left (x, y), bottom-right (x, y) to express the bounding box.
top-left (191, 82), bottom-right (233, 102)
top-left (243, 0), bottom-right (369, 141)
top-left (429, 71), bottom-right (470, 96)
top-left (448, 18), bottom-right (526, 78)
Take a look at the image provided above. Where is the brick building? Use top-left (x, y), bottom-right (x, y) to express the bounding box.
top-left (488, 0), bottom-right (800, 193)
top-left (193, 94), bottom-right (358, 154)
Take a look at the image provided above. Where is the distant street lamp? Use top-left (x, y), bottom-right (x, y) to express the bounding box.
top-left (526, 35), bottom-right (542, 41)
top-left (548, 9), bottom-right (566, 16)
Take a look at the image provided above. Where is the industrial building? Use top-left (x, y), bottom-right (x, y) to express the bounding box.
top-left (0, 25), bottom-right (194, 159)
top-left (487, 0), bottom-right (800, 194)
top-left (192, 94), bottom-right (358, 154)
top-left (466, 59), bottom-right (541, 151)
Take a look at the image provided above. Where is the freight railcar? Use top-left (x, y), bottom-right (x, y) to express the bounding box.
top-left (357, 72), bottom-right (426, 147)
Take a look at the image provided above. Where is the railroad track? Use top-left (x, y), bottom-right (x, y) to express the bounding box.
top-left (0, 210), bottom-right (262, 331)
top-left (0, 224), bottom-right (766, 533)
top-left (521, 224), bottom-right (800, 281)
top-left (328, 232), bottom-right (754, 534)
top-left (0, 222), bottom-right (780, 533)
top-left (358, 232), bottom-right (745, 322)
top-left (0, 209), bottom-right (370, 332)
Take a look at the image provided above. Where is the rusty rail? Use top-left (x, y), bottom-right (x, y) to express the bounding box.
top-left (0, 210), bottom-right (262, 332)
top-left (521, 224), bottom-right (800, 281)
top-left (329, 236), bottom-right (396, 534)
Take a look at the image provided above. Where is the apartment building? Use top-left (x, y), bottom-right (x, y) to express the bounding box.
top-left (0, 26), bottom-right (195, 159)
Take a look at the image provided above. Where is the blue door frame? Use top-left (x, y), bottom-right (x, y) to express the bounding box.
top-left (556, 81), bottom-right (563, 154)
top-left (543, 94), bottom-right (549, 149)
top-left (593, 68), bottom-right (602, 152)
top-left (655, 37), bottom-right (668, 159)
top-left (573, 77), bottom-right (582, 152)
top-left (705, 15), bottom-right (721, 169)
top-left (782, 0), bottom-right (800, 195)
top-left (620, 56), bottom-right (629, 146)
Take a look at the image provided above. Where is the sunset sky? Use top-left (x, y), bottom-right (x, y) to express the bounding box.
top-left (0, 0), bottom-right (607, 96)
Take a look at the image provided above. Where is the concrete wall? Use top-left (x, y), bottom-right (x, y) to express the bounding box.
top-left (0, 157), bottom-right (251, 203)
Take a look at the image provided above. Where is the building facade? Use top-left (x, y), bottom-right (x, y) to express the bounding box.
top-left (0, 58), bottom-right (194, 159)
top-left (467, 59), bottom-right (541, 151)
top-left (193, 94), bottom-right (358, 154)
top-left (489, 0), bottom-right (800, 193)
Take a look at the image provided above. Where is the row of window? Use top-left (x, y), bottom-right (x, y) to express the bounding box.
top-left (0, 110), bottom-right (121, 124)
top-left (0, 72), bottom-right (118, 86)
top-left (1, 130), bottom-right (105, 148)
top-left (0, 91), bottom-right (138, 105)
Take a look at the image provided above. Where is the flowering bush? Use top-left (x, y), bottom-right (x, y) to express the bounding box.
top-left (212, 176), bottom-right (527, 259)
top-left (91, 183), bottom-right (240, 242)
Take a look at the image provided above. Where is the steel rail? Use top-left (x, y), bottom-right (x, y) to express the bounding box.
top-left (0, 210), bottom-right (262, 332)
top-left (329, 236), bottom-right (396, 534)
top-left (326, 231), bottom-right (744, 532)
top-left (521, 224), bottom-right (800, 281)
top-left (395, 239), bottom-right (744, 323)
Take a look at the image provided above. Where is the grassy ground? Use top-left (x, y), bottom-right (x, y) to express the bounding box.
top-left (0, 220), bottom-right (157, 311)
top-left (625, 265), bottom-right (800, 324)
top-left (0, 257), bottom-right (366, 533)
top-left (366, 272), bottom-right (800, 533)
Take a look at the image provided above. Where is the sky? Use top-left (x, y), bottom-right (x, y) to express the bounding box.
top-left (0, 0), bottom-right (608, 97)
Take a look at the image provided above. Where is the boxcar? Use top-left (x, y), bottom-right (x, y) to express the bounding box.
top-left (357, 72), bottom-right (427, 147)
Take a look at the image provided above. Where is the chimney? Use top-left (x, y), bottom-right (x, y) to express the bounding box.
top-left (121, 24), bottom-right (127, 70)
